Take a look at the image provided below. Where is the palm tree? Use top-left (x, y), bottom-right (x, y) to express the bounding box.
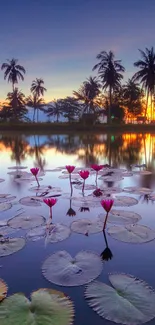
top-left (1, 59), bottom-right (26, 91)
top-left (47, 100), bottom-right (62, 122)
top-left (73, 76), bottom-right (101, 117)
top-left (133, 47), bottom-right (155, 120)
top-left (93, 51), bottom-right (125, 123)
top-left (26, 95), bottom-right (44, 122)
top-left (30, 78), bottom-right (46, 122)
top-left (123, 79), bottom-right (144, 118)
top-left (6, 88), bottom-right (27, 120)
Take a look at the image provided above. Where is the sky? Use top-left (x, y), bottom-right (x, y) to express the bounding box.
top-left (0, 0), bottom-right (155, 102)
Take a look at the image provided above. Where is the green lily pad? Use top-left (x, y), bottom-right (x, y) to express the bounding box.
top-left (85, 273), bottom-right (155, 325)
top-left (0, 288), bottom-right (74, 325)
top-left (108, 224), bottom-right (155, 243)
top-left (99, 210), bottom-right (141, 225)
top-left (71, 218), bottom-right (103, 235)
top-left (0, 203), bottom-right (12, 212)
top-left (8, 214), bottom-right (46, 230)
top-left (0, 237), bottom-right (25, 257)
top-left (42, 250), bottom-right (103, 286)
top-left (114, 196), bottom-right (138, 207)
top-left (26, 223), bottom-right (71, 243)
top-left (19, 196), bottom-right (42, 207)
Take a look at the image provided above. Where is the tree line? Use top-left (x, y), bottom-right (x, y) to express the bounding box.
top-left (0, 47), bottom-right (155, 124)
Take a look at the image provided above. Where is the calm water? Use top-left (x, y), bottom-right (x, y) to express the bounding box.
top-left (0, 132), bottom-right (155, 325)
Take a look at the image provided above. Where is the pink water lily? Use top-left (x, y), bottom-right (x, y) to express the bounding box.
top-left (79, 170), bottom-right (89, 193)
top-left (30, 167), bottom-right (40, 187)
top-left (101, 199), bottom-right (114, 230)
top-left (91, 164), bottom-right (104, 172)
top-left (43, 198), bottom-right (57, 219)
top-left (79, 170), bottom-right (89, 180)
top-left (66, 165), bottom-right (75, 174)
top-left (30, 167), bottom-right (39, 176)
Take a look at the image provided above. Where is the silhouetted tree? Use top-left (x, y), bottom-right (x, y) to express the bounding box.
top-left (1, 59), bottom-right (25, 91)
top-left (46, 100), bottom-right (63, 122)
top-left (123, 79), bottom-right (144, 117)
top-left (6, 88), bottom-right (27, 120)
top-left (133, 47), bottom-right (155, 119)
top-left (26, 95), bottom-right (44, 122)
top-left (93, 51), bottom-right (125, 123)
top-left (30, 78), bottom-right (47, 121)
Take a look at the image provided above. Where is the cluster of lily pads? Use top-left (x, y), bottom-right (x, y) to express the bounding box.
top-left (0, 163), bottom-right (155, 325)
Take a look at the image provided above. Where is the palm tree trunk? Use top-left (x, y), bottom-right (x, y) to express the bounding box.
top-left (37, 108), bottom-right (39, 122)
top-left (145, 89), bottom-right (149, 121)
top-left (33, 108), bottom-right (36, 122)
top-left (108, 86), bottom-right (112, 124)
top-left (12, 83), bottom-right (15, 91)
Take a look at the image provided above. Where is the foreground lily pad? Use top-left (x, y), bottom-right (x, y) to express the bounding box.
top-left (8, 214), bottom-right (46, 230)
top-left (0, 226), bottom-right (19, 236)
top-left (0, 203), bottom-right (12, 212)
top-left (42, 250), bottom-right (103, 286)
top-left (100, 187), bottom-right (122, 194)
top-left (85, 274), bottom-right (155, 325)
top-left (108, 224), bottom-right (155, 243)
top-left (0, 279), bottom-right (8, 302)
top-left (28, 185), bottom-right (61, 193)
top-left (0, 237), bottom-right (25, 257)
top-left (71, 218), bottom-right (103, 235)
top-left (99, 210), bottom-right (141, 225)
top-left (8, 166), bottom-right (27, 170)
top-left (19, 196), bottom-right (42, 207)
top-left (0, 179), bottom-right (5, 183)
top-left (0, 288), bottom-right (74, 325)
top-left (74, 184), bottom-right (96, 190)
top-left (0, 196), bottom-right (16, 204)
top-left (114, 196), bottom-right (138, 207)
top-left (26, 223), bottom-right (71, 242)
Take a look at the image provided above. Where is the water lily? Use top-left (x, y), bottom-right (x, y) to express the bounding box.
top-left (43, 198), bottom-right (57, 219)
top-left (91, 164), bottom-right (104, 172)
top-left (30, 167), bottom-right (40, 187)
top-left (79, 170), bottom-right (89, 193)
top-left (93, 188), bottom-right (103, 197)
top-left (66, 165), bottom-right (75, 196)
top-left (101, 199), bottom-right (114, 230)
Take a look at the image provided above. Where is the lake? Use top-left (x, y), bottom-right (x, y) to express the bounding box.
top-left (0, 131), bottom-right (155, 325)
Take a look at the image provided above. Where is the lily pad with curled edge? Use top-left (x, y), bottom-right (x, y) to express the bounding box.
top-left (0, 237), bottom-right (25, 257)
top-left (0, 288), bottom-right (74, 325)
top-left (85, 273), bottom-right (155, 325)
top-left (8, 214), bottom-right (46, 230)
top-left (42, 250), bottom-right (103, 287)
top-left (0, 203), bottom-right (12, 212)
top-left (123, 187), bottom-right (153, 195)
top-left (26, 223), bottom-right (71, 242)
top-left (108, 224), bottom-right (155, 243)
top-left (0, 226), bottom-right (19, 236)
top-left (19, 196), bottom-right (42, 207)
top-left (103, 176), bottom-right (124, 182)
top-left (114, 196), bottom-right (138, 207)
top-left (71, 218), bottom-right (103, 235)
top-left (99, 210), bottom-right (141, 225)
top-left (0, 279), bottom-right (8, 302)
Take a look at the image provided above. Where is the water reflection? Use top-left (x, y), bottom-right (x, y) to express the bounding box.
top-left (100, 231), bottom-right (113, 262)
top-left (1, 132), bottom-right (155, 172)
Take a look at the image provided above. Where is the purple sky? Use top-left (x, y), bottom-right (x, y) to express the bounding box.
top-left (0, 0), bottom-right (154, 101)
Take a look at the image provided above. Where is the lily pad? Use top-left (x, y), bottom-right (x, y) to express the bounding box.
top-left (0, 196), bottom-right (16, 203)
top-left (108, 224), bottom-right (155, 243)
top-left (135, 170), bottom-right (152, 175)
top-left (85, 274), bottom-right (155, 325)
top-left (8, 214), bottom-right (46, 230)
top-left (0, 203), bottom-right (12, 212)
top-left (71, 218), bottom-right (103, 235)
top-left (42, 250), bottom-right (103, 286)
top-left (0, 279), bottom-right (8, 302)
top-left (123, 187), bottom-right (152, 195)
top-left (103, 176), bottom-right (124, 182)
top-left (0, 179), bottom-right (5, 183)
top-left (8, 166), bottom-right (27, 170)
top-left (0, 237), bottom-right (25, 257)
top-left (26, 223), bottom-right (71, 242)
top-left (0, 226), bottom-right (19, 236)
top-left (100, 187), bottom-right (122, 194)
top-left (99, 210), bottom-right (141, 225)
top-left (74, 184), bottom-right (96, 190)
top-left (114, 196), bottom-right (138, 207)
top-left (19, 196), bottom-right (42, 207)
top-left (28, 185), bottom-right (61, 193)
top-left (0, 288), bottom-right (74, 325)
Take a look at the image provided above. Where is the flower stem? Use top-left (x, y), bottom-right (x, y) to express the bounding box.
top-left (69, 174), bottom-right (73, 197)
top-left (49, 206), bottom-right (52, 219)
top-left (35, 175), bottom-right (40, 187)
top-left (103, 212), bottom-right (108, 231)
top-left (82, 179), bottom-right (85, 193)
top-left (95, 171), bottom-right (98, 187)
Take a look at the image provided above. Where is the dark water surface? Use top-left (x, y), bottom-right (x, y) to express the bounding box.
top-left (0, 132), bottom-right (155, 325)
